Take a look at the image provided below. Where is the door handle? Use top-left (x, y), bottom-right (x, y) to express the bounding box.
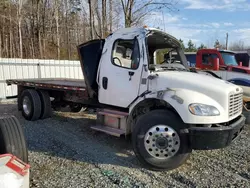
top-left (128, 71), bottom-right (134, 81)
top-left (102, 77), bottom-right (108, 89)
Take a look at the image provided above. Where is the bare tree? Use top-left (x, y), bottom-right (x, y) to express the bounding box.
top-left (17, 0), bottom-right (23, 58)
top-left (55, 0), bottom-right (60, 59)
top-left (109, 0), bottom-right (112, 32)
top-left (0, 0), bottom-right (179, 60)
top-left (120, 0), bottom-right (178, 27)
top-left (102, 0), bottom-right (107, 37)
top-left (88, 0), bottom-right (94, 39)
top-left (94, 0), bottom-right (102, 38)
top-left (230, 40), bottom-right (248, 51)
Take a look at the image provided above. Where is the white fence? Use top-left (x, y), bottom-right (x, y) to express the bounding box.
top-left (0, 58), bottom-right (83, 99)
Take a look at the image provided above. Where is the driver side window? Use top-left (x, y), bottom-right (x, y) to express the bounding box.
top-left (112, 39), bottom-right (140, 69)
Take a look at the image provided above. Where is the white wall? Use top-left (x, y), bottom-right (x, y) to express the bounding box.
top-left (0, 58), bottom-right (84, 99)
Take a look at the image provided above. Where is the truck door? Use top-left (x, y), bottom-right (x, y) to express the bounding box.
top-left (98, 36), bottom-right (144, 108)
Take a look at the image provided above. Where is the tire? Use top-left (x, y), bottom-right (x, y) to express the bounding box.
top-left (20, 89), bottom-right (42, 121)
top-left (17, 95), bottom-right (22, 111)
top-left (0, 116), bottom-right (28, 163)
top-left (37, 90), bottom-right (52, 119)
top-left (132, 109), bottom-right (191, 171)
top-left (242, 110), bottom-right (250, 124)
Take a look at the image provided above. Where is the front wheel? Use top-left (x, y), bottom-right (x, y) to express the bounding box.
top-left (132, 109), bottom-right (191, 171)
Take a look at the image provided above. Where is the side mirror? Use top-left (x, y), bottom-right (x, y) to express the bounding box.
top-left (212, 58), bottom-right (219, 70)
top-left (239, 61), bottom-right (242, 66)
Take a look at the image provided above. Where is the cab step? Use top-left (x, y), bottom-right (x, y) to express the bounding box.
top-left (97, 109), bottom-right (129, 118)
top-left (90, 125), bottom-right (125, 137)
top-left (90, 109), bottom-right (129, 137)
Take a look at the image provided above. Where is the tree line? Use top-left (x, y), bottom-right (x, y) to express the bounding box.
top-left (0, 0), bottom-right (177, 60)
top-left (179, 38), bottom-right (250, 52)
top-left (0, 0), bottom-right (248, 60)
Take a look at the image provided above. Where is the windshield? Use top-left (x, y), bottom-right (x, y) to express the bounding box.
top-left (157, 48), bottom-right (188, 71)
top-left (146, 30), bottom-right (189, 72)
top-left (148, 48), bottom-right (188, 72)
top-left (220, 52), bottom-right (238, 66)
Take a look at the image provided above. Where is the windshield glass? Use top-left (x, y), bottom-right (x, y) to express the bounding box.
top-left (151, 48), bottom-right (188, 71)
top-left (146, 30), bottom-right (189, 72)
top-left (156, 48), bottom-right (181, 64)
top-left (220, 52), bottom-right (238, 66)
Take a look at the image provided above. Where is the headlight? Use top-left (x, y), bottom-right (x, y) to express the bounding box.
top-left (188, 103), bottom-right (220, 116)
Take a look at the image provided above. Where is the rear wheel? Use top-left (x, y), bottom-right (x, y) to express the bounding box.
top-left (38, 90), bottom-right (52, 119)
top-left (132, 109), bottom-right (191, 171)
top-left (0, 116), bottom-right (28, 163)
top-left (20, 89), bottom-right (42, 121)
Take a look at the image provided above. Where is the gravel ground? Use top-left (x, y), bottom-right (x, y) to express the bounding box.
top-left (0, 102), bottom-right (250, 188)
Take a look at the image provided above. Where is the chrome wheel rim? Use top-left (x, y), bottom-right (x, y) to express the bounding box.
top-left (144, 125), bottom-right (180, 159)
top-left (23, 96), bottom-right (32, 115)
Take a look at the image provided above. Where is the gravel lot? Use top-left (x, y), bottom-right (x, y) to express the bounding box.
top-left (0, 102), bottom-right (250, 188)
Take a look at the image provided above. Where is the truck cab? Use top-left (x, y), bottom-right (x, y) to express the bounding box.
top-left (7, 27), bottom-right (246, 171)
top-left (77, 27), bottom-right (245, 170)
top-left (194, 49), bottom-right (250, 73)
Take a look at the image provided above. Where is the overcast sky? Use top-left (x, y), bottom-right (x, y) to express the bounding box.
top-left (147, 0), bottom-right (250, 48)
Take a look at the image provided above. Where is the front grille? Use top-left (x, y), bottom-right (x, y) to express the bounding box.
top-left (229, 92), bottom-right (243, 118)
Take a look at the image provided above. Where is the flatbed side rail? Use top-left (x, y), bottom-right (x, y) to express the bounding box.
top-left (6, 79), bottom-right (86, 91)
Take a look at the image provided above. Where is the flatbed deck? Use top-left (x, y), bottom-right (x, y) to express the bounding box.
top-left (6, 78), bottom-right (86, 91)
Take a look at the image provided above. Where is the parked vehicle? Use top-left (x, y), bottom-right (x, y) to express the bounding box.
top-left (0, 116), bottom-right (29, 188)
top-left (234, 51), bottom-right (250, 67)
top-left (185, 49), bottom-right (250, 71)
top-left (182, 49), bottom-right (250, 111)
top-left (6, 27), bottom-right (245, 171)
top-left (189, 49), bottom-right (250, 73)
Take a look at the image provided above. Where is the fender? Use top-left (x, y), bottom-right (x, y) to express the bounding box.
top-left (129, 88), bottom-right (228, 124)
top-left (227, 78), bottom-right (250, 97)
top-left (227, 78), bottom-right (250, 87)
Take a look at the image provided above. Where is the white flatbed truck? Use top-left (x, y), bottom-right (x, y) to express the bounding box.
top-left (6, 27), bottom-right (245, 171)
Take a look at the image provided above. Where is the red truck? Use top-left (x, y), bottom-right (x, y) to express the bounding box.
top-left (186, 49), bottom-right (250, 72)
top-left (184, 49), bottom-right (250, 113)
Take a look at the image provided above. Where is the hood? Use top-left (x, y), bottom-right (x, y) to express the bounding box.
top-left (228, 65), bottom-right (250, 73)
top-left (148, 71), bottom-right (242, 104)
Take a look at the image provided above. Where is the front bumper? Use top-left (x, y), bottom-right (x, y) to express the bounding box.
top-left (189, 114), bottom-right (245, 150)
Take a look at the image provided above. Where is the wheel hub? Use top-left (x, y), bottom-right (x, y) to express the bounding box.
top-left (23, 96), bottom-right (31, 115)
top-left (156, 137), bottom-right (168, 149)
top-left (144, 125), bottom-right (180, 159)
